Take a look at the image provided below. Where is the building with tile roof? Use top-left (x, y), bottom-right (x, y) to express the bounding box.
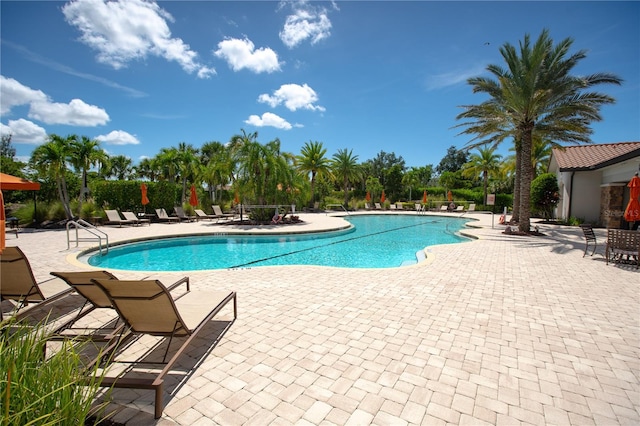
top-left (548, 142), bottom-right (640, 227)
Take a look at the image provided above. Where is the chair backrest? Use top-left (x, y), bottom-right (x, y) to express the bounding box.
top-left (365, 203), bottom-right (371, 210)
top-left (175, 206), bottom-right (186, 217)
top-left (580, 224), bottom-right (596, 242)
top-left (440, 205), bottom-right (448, 211)
top-left (194, 209), bottom-right (207, 217)
top-left (93, 278), bottom-right (189, 336)
top-left (456, 205), bottom-right (464, 212)
top-left (121, 211), bottom-right (138, 221)
top-left (156, 208), bottom-right (170, 218)
top-left (50, 270), bottom-right (117, 308)
top-left (212, 205), bottom-right (224, 216)
top-left (375, 203), bottom-right (382, 209)
top-left (0, 246), bottom-right (44, 302)
top-left (105, 209), bottom-right (123, 222)
top-left (468, 204), bottom-right (476, 212)
top-left (396, 202), bottom-right (403, 210)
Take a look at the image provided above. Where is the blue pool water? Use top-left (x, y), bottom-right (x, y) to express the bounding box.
top-left (86, 215), bottom-right (470, 271)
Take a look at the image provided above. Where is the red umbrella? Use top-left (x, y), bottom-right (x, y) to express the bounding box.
top-left (365, 191), bottom-right (371, 202)
top-left (422, 190), bottom-right (427, 204)
top-left (189, 184), bottom-right (199, 207)
top-left (381, 190), bottom-right (386, 203)
top-left (623, 173), bottom-right (640, 222)
top-left (141, 183), bottom-right (150, 206)
top-left (447, 190), bottom-right (453, 202)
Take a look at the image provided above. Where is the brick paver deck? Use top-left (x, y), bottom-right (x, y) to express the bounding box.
top-left (2, 211), bottom-right (638, 425)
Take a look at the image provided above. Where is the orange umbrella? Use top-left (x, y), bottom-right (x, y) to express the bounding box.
top-left (0, 190), bottom-right (5, 253)
top-left (623, 173), bottom-right (640, 222)
top-left (381, 190), bottom-right (386, 203)
top-left (365, 191), bottom-right (371, 202)
top-left (234, 191), bottom-right (240, 205)
top-left (141, 183), bottom-right (150, 206)
top-left (447, 190), bottom-right (453, 202)
top-left (422, 190), bottom-right (427, 204)
top-left (189, 184), bottom-right (199, 207)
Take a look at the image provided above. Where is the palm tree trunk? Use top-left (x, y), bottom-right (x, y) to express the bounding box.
top-left (512, 142), bottom-right (521, 223)
top-left (518, 127), bottom-right (533, 233)
top-left (57, 177), bottom-right (73, 219)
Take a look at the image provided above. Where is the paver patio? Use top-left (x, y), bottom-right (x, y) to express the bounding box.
top-left (2, 211), bottom-right (638, 425)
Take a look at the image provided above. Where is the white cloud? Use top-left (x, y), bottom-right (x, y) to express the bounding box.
top-left (425, 64), bottom-right (486, 91)
top-left (1, 76), bottom-right (109, 126)
top-left (62, 0), bottom-right (215, 78)
top-left (258, 83), bottom-right (325, 112)
top-left (95, 130), bottom-right (140, 145)
top-left (214, 37), bottom-right (281, 73)
top-left (0, 119), bottom-right (47, 145)
top-left (279, 2), bottom-right (334, 48)
top-left (29, 99), bottom-right (109, 126)
top-left (244, 112), bottom-right (292, 130)
top-left (0, 76), bottom-right (48, 115)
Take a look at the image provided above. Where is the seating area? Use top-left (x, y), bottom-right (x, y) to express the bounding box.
top-left (605, 228), bottom-right (639, 268)
top-left (1, 246), bottom-right (237, 419)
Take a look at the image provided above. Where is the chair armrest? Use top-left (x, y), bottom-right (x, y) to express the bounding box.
top-left (166, 276), bottom-right (190, 292)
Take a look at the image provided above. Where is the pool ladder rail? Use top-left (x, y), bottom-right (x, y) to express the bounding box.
top-left (66, 218), bottom-right (109, 254)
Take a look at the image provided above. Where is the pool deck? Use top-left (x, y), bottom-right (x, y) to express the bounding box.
top-left (3, 210), bottom-right (639, 425)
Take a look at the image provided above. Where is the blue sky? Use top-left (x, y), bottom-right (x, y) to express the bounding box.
top-left (1, 1), bottom-right (638, 169)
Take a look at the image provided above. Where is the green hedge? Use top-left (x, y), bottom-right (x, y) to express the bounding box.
top-left (92, 181), bottom-right (181, 213)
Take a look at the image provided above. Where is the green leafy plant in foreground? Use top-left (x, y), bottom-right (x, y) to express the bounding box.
top-left (0, 319), bottom-right (109, 425)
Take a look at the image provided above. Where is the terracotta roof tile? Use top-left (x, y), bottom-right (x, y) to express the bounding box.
top-left (552, 142), bottom-right (640, 171)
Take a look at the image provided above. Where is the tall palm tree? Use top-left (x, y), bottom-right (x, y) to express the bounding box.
top-left (296, 141), bottom-right (332, 208)
top-left (461, 145), bottom-right (502, 206)
top-left (155, 147), bottom-right (180, 183)
top-left (457, 29), bottom-right (621, 232)
top-left (331, 148), bottom-right (360, 207)
top-left (30, 134), bottom-right (75, 219)
top-left (106, 155), bottom-right (134, 180)
top-left (201, 141), bottom-right (232, 203)
top-left (175, 142), bottom-right (199, 204)
top-left (69, 135), bottom-right (106, 214)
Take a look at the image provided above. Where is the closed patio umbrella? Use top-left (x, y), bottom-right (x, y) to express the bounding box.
top-left (447, 190), bottom-right (453, 202)
top-left (141, 183), bottom-right (150, 212)
top-left (366, 191), bottom-right (371, 202)
top-left (623, 172), bottom-right (640, 224)
top-left (381, 190), bottom-right (386, 204)
top-left (422, 190), bottom-right (427, 204)
top-left (189, 185), bottom-right (199, 207)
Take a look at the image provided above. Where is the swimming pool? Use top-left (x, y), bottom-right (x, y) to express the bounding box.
top-left (85, 215), bottom-right (470, 271)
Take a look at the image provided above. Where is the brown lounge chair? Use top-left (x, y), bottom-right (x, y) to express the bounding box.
top-left (91, 277), bottom-right (237, 418)
top-left (0, 246), bottom-right (73, 320)
top-left (194, 208), bottom-right (216, 221)
top-left (121, 211), bottom-right (151, 226)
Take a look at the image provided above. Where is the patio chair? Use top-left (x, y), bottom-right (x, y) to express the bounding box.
top-left (440, 205), bottom-right (448, 212)
top-left (579, 224), bottom-right (597, 257)
top-left (104, 209), bottom-right (135, 227)
top-left (155, 208), bottom-right (179, 223)
top-left (121, 211), bottom-right (150, 226)
top-left (174, 206), bottom-right (195, 222)
top-left (212, 205), bottom-right (234, 222)
top-left (194, 209), bottom-right (216, 221)
top-left (468, 203), bottom-right (476, 212)
top-left (414, 203), bottom-right (424, 214)
top-left (389, 203), bottom-right (396, 210)
top-left (0, 246), bottom-right (73, 320)
top-left (455, 205), bottom-right (465, 212)
top-left (91, 277), bottom-right (237, 418)
top-left (375, 202), bottom-right (383, 210)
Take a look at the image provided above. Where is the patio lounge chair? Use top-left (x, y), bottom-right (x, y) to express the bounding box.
top-left (468, 203), bottom-right (476, 212)
top-left (455, 205), bottom-right (465, 212)
top-left (440, 205), bottom-right (448, 212)
top-left (212, 205), bottom-right (234, 222)
top-left (174, 206), bottom-right (195, 222)
top-left (155, 208), bottom-right (179, 223)
top-left (91, 277), bottom-right (237, 418)
top-left (0, 246), bottom-right (73, 320)
top-left (414, 203), bottom-right (424, 214)
top-left (194, 209), bottom-right (216, 221)
top-left (121, 211), bottom-right (150, 226)
top-left (104, 209), bottom-right (135, 227)
top-left (375, 203), bottom-right (383, 210)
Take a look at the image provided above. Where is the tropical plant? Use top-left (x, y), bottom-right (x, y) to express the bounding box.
top-left (69, 135), bottom-right (107, 216)
top-left (297, 141), bottom-right (332, 208)
top-left (30, 134), bottom-right (75, 219)
top-left (530, 173), bottom-right (560, 219)
top-left (200, 141), bottom-right (232, 203)
top-left (103, 155), bottom-right (133, 180)
top-left (461, 145), bottom-right (502, 206)
top-left (331, 148), bottom-right (360, 207)
top-left (457, 29), bottom-right (622, 232)
top-left (0, 318), bottom-right (108, 425)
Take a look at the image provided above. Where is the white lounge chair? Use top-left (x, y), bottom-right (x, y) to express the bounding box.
top-left (104, 209), bottom-right (134, 227)
top-left (121, 211), bottom-right (150, 226)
